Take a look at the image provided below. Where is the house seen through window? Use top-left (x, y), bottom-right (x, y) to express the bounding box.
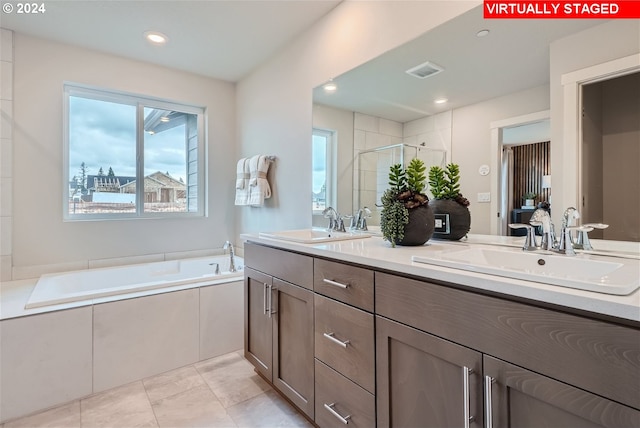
top-left (65, 85), bottom-right (205, 219)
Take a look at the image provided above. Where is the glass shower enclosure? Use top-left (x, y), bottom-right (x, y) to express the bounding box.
top-left (355, 143), bottom-right (446, 227)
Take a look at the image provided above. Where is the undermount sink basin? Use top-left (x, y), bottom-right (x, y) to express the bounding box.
top-left (259, 228), bottom-right (371, 244)
top-left (412, 246), bottom-right (640, 295)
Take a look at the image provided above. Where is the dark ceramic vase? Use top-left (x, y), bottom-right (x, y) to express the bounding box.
top-left (429, 199), bottom-right (471, 240)
top-left (395, 204), bottom-right (435, 246)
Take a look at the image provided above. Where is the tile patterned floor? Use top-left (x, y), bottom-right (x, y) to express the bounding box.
top-left (2, 351), bottom-right (313, 428)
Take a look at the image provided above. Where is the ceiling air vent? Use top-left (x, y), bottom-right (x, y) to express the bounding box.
top-left (405, 61), bottom-right (444, 79)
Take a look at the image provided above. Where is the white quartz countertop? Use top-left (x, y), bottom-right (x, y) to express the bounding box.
top-left (241, 233), bottom-right (640, 324)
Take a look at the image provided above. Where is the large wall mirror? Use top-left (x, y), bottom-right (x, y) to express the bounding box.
top-left (312, 5), bottom-right (639, 242)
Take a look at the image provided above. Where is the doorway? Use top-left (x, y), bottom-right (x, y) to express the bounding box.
top-left (490, 111), bottom-right (550, 236)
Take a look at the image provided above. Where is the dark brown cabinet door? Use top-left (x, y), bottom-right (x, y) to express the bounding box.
top-left (244, 267), bottom-right (273, 381)
top-left (272, 278), bottom-right (315, 419)
top-left (376, 316), bottom-right (482, 428)
top-left (484, 355), bottom-right (640, 428)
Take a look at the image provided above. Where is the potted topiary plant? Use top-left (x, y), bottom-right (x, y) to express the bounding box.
top-left (380, 158), bottom-right (435, 247)
top-left (523, 192), bottom-right (537, 207)
top-left (428, 163), bottom-right (471, 240)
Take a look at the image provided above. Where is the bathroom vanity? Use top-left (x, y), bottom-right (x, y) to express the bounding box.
top-left (243, 234), bottom-right (640, 427)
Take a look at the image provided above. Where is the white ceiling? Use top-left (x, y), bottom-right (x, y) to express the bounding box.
top-left (313, 6), bottom-right (607, 123)
top-left (1, 0), bottom-right (342, 82)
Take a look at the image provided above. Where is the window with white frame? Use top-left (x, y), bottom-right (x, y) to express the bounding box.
top-left (312, 128), bottom-right (335, 214)
top-left (64, 84), bottom-right (205, 219)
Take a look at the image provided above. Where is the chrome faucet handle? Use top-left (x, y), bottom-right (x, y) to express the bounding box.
top-left (335, 216), bottom-right (346, 233)
top-left (555, 226), bottom-right (578, 256)
top-left (209, 262), bottom-right (220, 275)
top-left (530, 209), bottom-right (555, 250)
top-left (508, 223), bottom-right (538, 251)
top-left (358, 207), bottom-right (372, 231)
top-left (574, 223), bottom-right (608, 251)
top-left (322, 207), bottom-right (339, 231)
top-left (562, 207), bottom-right (580, 227)
top-left (351, 207), bottom-right (372, 231)
top-left (222, 241), bottom-right (236, 272)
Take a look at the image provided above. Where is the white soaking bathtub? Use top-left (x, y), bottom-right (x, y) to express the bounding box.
top-left (25, 256), bottom-right (244, 309)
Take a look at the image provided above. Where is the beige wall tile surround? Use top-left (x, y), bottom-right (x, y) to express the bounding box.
top-left (0, 29), bottom-right (13, 62)
top-left (199, 281), bottom-right (244, 360)
top-left (93, 289), bottom-right (200, 392)
top-left (0, 29), bottom-right (12, 282)
top-left (87, 253), bottom-right (165, 270)
top-left (0, 307), bottom-right (93, 422)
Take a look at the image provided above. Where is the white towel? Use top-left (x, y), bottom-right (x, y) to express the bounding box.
top-left (235, 158), bottom-right (248, 189)
top-left (234, 158), bottom-right (250, 206)
top-left (248, 155), bottom-right (260, 187)
top-left (249, 155), bottom-right (272, 206)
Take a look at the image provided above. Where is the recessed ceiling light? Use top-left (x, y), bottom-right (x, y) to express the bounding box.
top-left (476, 29), bottom-right (490, 38)
top-left (434, 98), bottom-right (448, 104)
top-left (323, 79), bottom-right (337, 93)
top-left (160, 116), bottom-right (170, 123)
top-left (144, 31), bottom-right (168, 45)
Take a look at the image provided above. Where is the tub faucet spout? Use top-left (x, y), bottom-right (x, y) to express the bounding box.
top-left (223, 241), bottom-right (236, 272)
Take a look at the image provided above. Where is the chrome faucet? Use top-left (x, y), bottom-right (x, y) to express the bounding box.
top-left (322, 207), bottom-right (346, 232)
top-left (530, 208), bottom-right (556, 251)
top-left (561, 207), bottom-right (609, 251)
top-left (223, 240), bottom-right (236, 272)
top-left (562, 207), bottom-right (580, 247)
top-left (508, 223), bottom-right (538, 251)
top-left (351, 207), bottom-right (372, 231)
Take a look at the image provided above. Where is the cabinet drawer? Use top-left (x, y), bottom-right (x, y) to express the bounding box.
top-left (313, 258), bottom-right (374, 311)
top-left (314, 295), bottom-right (375, 393)
top-left (245, 243), bottom-right (313, 289)
top-left (315, 360), bottom-right (375, 428)
top-left (376, 271), bottom-right (640, 410)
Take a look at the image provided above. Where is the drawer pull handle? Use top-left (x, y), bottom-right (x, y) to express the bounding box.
top-left (323, 278), bottom-right (349, 289)
top-left (324, 403), bottom-right (351, 424)
top-left (484, 376), bottom-right (495, 428)
top-left (324, 332), bottom-right (350, 348)
top-left (263, 283), bottom-right (268, 315)
top-left (463, 366), bottom-right (475, 428)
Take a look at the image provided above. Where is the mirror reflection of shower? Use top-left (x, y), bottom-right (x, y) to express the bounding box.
top-left (355, 143), bottom-right (446, 227)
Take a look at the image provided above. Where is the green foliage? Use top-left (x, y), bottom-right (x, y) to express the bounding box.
top-left (381, 159), bottom-right (428, 246)
top-left (429, 163), bottom-right (462, 199)
top-left (388, 163), bottom-right (406, 193)
top-left (380, 189), bottom-right (408, 248)
top-left (406, 158), bottom-right (426, 194)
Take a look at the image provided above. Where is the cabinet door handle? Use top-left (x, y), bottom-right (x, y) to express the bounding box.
top-left (323, 403), bottom-right (351, 424)
top-left (323, 278), bottom-right (349, 289)
top-left (463, 366), bottom-right (475, 428)
top-left (323, 332), bottom-right (350, 348)
top-left (484, 376), bottom-right (495, 428)
top-left (263, 283), bottom-right (268, 315)
top-left (268, 285), bottom-right (277, 318)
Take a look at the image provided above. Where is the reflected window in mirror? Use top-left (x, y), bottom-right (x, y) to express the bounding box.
top-left (312, 128), bottom-right (335, 215)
